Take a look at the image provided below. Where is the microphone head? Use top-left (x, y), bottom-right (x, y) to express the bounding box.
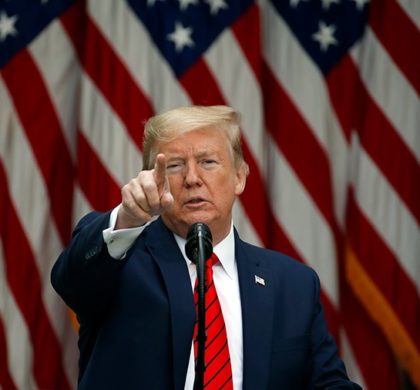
top-left (185, 223), bottom-right (213, 263)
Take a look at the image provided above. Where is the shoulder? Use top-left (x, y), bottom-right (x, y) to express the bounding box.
top-left (235, 234), bottom-right (319, 286)
top-left (239, 237), bottom-right (313, 269)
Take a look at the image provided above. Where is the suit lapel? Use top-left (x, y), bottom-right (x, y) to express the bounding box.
top-left (145, 219), bottom-right (195, 390)
top-left (235, 233), bottom-right (274, 390)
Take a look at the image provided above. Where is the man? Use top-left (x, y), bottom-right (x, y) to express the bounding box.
top-left (51, 105), bottom-right (361, 389)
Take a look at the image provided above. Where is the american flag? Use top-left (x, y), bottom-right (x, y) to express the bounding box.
top-left (0, 0), bottom-right (419, 389)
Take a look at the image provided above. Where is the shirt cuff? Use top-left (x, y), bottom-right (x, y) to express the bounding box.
top-left (102, 205), bottom-right (149, 259)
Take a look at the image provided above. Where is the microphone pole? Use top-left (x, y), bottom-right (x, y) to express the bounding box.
top-left (185, 223), bottom-right (213, 390)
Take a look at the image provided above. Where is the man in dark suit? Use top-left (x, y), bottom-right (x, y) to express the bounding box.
top-left (51, 105), bottom-right (361, 389)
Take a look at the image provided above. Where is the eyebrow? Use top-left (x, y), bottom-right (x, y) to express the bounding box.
top-left (165, 150), bottom-right (219, 160)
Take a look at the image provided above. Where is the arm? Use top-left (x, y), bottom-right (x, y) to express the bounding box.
top-left (51, 153), bottom-right (174, 322)
top-left (51, 211), bottom-right (127, 322)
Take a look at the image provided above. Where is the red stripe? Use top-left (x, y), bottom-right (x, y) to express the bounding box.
top-left (261, 63), bottom-right (344, 340)
top-left (77, 132), bottom-right (122, 211)
top-left (340, 277), bottom-right (400, 390)
top-left (346, 190), bottom-right (420, 349)
top-left (0, 164), bottom-right (70, 390)
top-left (231, 3), bottom-right (262, 84)
top-left (327, 55), bottom-right (420, 226)
top-left (0, 316), bottom-right (17, 390)
top-left (369, 0), bottom-right (420, 95)
top-left (263, 62), bottom-right (339, 233)
top-left (0, 50), bottom-right (74, 243)
top-left (60, 1), bottom-right (152, 151)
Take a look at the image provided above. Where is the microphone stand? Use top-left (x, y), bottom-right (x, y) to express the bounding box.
top-left (185, 223), bottom-right (213, 390)
top-left (194, 237), bottom-right (206, 390)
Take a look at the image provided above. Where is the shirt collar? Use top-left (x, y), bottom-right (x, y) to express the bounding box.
top-left (173, 223), bottom-right (235, 280)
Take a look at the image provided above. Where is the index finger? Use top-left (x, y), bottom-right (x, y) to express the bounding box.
top-left (153, 153), bottom-right (167, 189)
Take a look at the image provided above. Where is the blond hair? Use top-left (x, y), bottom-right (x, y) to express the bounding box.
top-left (142, 105), bottom-right (248, 173)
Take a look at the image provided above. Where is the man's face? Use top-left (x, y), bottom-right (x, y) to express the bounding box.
top-left (158, 127), bottom-right (247, 244)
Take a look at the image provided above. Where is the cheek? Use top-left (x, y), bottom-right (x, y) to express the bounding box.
top-left (167, 177), bottom-right (182, 195)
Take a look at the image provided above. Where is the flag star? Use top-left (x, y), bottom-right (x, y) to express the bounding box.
top-left (0, 12), bottom-right (18, 42)
top-left (167, 22), bottom-right (194, 52)
top-left (289, 0), bottom-right (309, 8)
top-left (312, 21), bottom-right (338, 52)
top-left (178, 0), bottom-right (198, 11)
top-left (204, 0), bottom-right (228, 15)
top-left (321, 0), bottom-right (340, 10)
top-left (351, 0), bottom-right (369, 10)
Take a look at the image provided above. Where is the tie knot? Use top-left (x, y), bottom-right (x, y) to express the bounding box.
top-left (206, 253), bottom-right (219, 267)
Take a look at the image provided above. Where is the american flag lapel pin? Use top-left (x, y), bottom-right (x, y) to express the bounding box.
top-left (255, 275), bottom-right (265, 286)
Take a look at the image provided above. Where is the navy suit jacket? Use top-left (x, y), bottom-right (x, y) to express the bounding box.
top-left (51, 212), bottom-right (360, 389)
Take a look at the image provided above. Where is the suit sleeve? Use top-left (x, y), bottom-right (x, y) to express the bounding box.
top-left (51, 211), bottom-right (128, 322)
top-left (309, 270), bottom-right (362, 389)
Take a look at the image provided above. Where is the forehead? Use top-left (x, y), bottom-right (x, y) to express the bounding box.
top-left (156, 127), bottom-right (231, 156)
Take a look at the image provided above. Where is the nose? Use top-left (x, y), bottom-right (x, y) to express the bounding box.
top-left (184, 161), bottom-right (202, 188)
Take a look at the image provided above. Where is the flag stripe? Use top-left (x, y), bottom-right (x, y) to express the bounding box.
top-left (266, 137), bottom-right (339, 306)
top-left (0, 317), bottom-right (17, 390)
top-left (232, 201), bottom-right (262, 247)
top-left (0, 76), bottom-right (78, 388)
top-left (205, 28), bottom-right (267, 179)
top-left (327, 55), bottom-right (420, 227)
top-left (347, 191), bottom-right (420, 348)
top-left (60, 1), bottom-right (151, 150)
top-left (1, 50), bottom-right (74, 243)
top-left (348, 135), bottom-right (420, 293)
top-left (263, 64), bottom-right (338, 234)
top-left (397, 0), bottom-right (420, 30)
top-left (231, 3), bottom-right (262, 83)
top-left (73, 185), bottom-right (94, 229)
top-left (265, 135), bottom-right (340, 338)
top-left (369, 0), bottom-right (420, 96)
top-left (77, 132), bottom-right (122, 211)
top-left (341, 278), bottom-right (400, 389)
top-left (88, 0), bottom-right (191, 112)
top-left (0, 163), bottom-right (71, 390)
top-left (262, 2), bottom-right (350, 226)
top-left (28, 17), bottom-right (80, 159)
top-left (0, 242), bottom-right (36, 390)
top-left (346, 244), bottom-right (420, 388)
top-left (351, 28), bottom-right (420, 164)
top-left (79, 73), bottom-right (142, 186)
top-left (339, 330), bottom-right (367, 390)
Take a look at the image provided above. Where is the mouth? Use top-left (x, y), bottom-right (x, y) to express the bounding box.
top-left (184, 197), bottom-right (207, 206)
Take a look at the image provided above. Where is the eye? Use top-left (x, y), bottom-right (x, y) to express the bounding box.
top-left (166, 162), bottom-right (184, 173)
top-left (201, 159), bottom-right (218, 168)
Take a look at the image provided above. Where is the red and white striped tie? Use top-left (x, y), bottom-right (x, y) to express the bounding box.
top-left (193, 253), bottom-right (233, 389)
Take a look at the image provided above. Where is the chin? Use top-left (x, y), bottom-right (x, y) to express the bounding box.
top-left (185, 214), bottom-right (213, 227)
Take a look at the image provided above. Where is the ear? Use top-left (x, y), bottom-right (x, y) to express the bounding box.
top-left (234, 162), bottom-right (248, 196)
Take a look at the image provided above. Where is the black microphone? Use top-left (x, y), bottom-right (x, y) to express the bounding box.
top-left (185, 222), bottom-right (213, 390)
top-left (185, 222), bottom-right (213, 264)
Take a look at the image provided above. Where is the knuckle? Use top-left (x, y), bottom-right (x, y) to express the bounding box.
top-left (142, 181), bottom-right (156, 193)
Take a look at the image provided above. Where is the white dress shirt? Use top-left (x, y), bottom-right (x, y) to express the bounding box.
top-left (102, 206), bottom-right (243, 389)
